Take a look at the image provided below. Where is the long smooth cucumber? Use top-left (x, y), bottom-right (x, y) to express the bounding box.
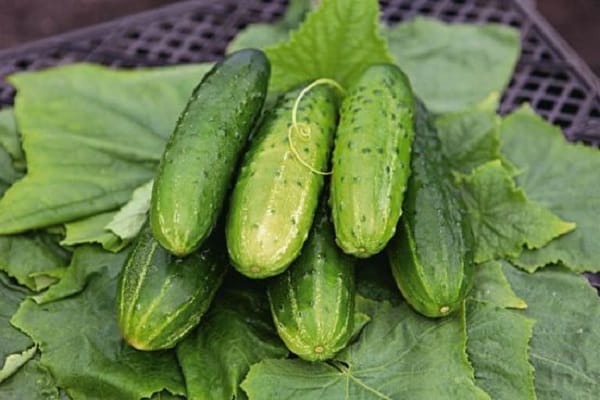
top-left (150, 49), bottom-right (270, 256)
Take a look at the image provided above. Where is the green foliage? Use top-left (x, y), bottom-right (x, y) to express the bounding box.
top-left (501, 106), bottom-right (600, 272)
top-left (11, 247), bottom-right (185, 400)
top-left (242, 300), bottom-right (489, 400)
top-left (264, 0), bottom-right (393, 91)
top-left (176, 288), bottom-right (287, 400)
top-left (460, 160), bottom-right (575, 263)
top-left (386, 18), bottom-right (520, 112)
top-left (0, 63), bottom-right (211, 234)
top-left (504, 263), bottom-right (600, 399)
top-left (0, 234), bottom-right (69, 291)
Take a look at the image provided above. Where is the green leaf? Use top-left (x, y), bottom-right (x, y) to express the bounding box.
top-left (0, 360), bottom-right (59, 400)
top-left (503, 262), bottom-right (600, 399)
top-left (435, 102), bottom-right (505, 175)
top-left (227, 0), bottom-right (312, 53)
top-left (11, 248), bottom-right (185, 400)
top-left (386, 18), bottom-right (520, 113)
top-left (500, 105), bottom-right (600, 272)
top-left (176, 288), bottom-right (288, 400)
top-left (33, 245), bottom-right (126, 304)
top-left (466, 299), bottom-right (535, 400)
top-left (0, 345), bottom-right (37, 383)
top-left (242, 300), bottom-right (490, 400)
top-left (264, 0), bottom-right (393, 92)
top-left (0, 272), bottom-right (34, 378)
top-left (106, 179), bottom-right (153, 241)
top-left (61, 211), bottom-right (124, 252)
top-left (0, 108), bottom-right (24, 167)
top-left (0, 233), bottom-right (69, 291)
top-left (460, 160), bottom-right (575, 263)
top-left (471, 261), bottom-right (527, 309)
top-left (0, 63), bottom-right (211, 234)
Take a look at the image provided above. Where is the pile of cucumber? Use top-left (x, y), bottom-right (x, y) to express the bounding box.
top-left (117, 48), bottom-right (474, 361)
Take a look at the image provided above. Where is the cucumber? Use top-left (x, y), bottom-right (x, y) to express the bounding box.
top-left (330, 63), bottom-right (415, 258)
top-left (117, 225), bottom-right (227, 350)
top-left (150, 49), bottom-right (270, 256)
top-left (388, 102), bottom-right (474, 318)
top-left (267, 204), bottom-right (363, 361)
top-left (226, 84), bottom-right (338, 278)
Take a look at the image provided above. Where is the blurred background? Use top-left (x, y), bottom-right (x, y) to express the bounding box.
top-left (0, 0), bottom-right (598, 77)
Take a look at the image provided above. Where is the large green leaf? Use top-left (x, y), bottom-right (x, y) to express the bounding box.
top-left (466, 299), bottom-right (535, 400)
top-left (0, 63), bottom-right (211, 234)
top-left (386, 18), bottom-right (520, 113)
top-left (504, 262), bottom-right (600, 399)
top-left (61, 211), bottom-right (124, 252)
top-left (435, 102), bottom-right (504, 175)
top-left (0, 360), bottom-right (59, 400)
top-left (501, 105), bottom-right (600, 272)
top-left (460, 160), bottom-right (575, 263)
top-left (0, 272), bottom-right (34, 380)
top-left (105, 179), bottom-right (153, 241)
top-left (0, 108), bottom-right (23, 164)
top-left (33, 245), bottom-right (127, 304)
top-left (176, 288), bottom-right (288, 400)
top-left (227, 0), bottom-right (312, 53)
top-left (264, 0), bottom-right (393, 92)
top-left (0, 234), bottom-right (70, 291)
top-left (11, 247), bottom-right (185, 400)
top-left (470, 261), bottom-right (526, 309)
top-left (61, 180), bottom-right (151, 252)
top-left (0, 149), bottom-right (17, 196)
top-left (242, 300), bottom-right (490, 400)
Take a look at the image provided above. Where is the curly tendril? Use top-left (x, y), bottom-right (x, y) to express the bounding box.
top-left (288, 78), bottom-right (345, 175)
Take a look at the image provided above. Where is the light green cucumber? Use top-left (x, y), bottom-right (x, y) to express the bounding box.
top-left (117, 225), bottom-right (227, 350)
top-left (267, 205), bottom-right (367, 361)
top-left (388, 102), bottom-right (474, 318)
top-left (330, 63), bottom-right (415, 257)
top-left (226, 84), bottom-right (338, 278)
top-left (150, 49), bottom-right (270, 256)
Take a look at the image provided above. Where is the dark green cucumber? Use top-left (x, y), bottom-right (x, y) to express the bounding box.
top-left (150, 49), bottom-right (270, 256)
top-left (330, 63), bottom-right (415, 257)
top-left (226, 85), bottom-right (338, 278)
top-left (267, 205), bottom-right (363, 361)
top-left (388, 102), bottom-right (474, 318)
top-left (117, 225), bottom-right (227, 350)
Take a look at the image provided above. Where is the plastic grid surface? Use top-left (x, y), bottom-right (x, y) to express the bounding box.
top-left (0, 0), bottom-right (599, 145)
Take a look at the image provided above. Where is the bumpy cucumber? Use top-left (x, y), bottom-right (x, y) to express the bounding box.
top-left (150, 49), bottom-right (270, 256)
top-left (117, 225), bottom-right (227, 350)
top-left (226, 85), bottom-right (338, 278)
top-left (267, 205), bottom-right (360, 361)
top-left (330, 63), bottom-right (415, 257)
top-left (388, 102), bottom-right (474, 318)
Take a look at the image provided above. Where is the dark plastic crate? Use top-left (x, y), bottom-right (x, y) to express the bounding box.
top-left (0, 0), bottom-right (599, 288)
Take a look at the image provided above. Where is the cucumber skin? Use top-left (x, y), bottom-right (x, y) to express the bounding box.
top-left (388, 103), bottom-right (474, 318)
top-left (267, 207), bottom-right (356, 361)
top-left (226, 85), bottom-right (338, 279)
top-left (117, 225), bottom-right (227, 351)
top-left (330, 63), bottom-right (415, 258)
top-left (150, 49), bottom-right (270, 257)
